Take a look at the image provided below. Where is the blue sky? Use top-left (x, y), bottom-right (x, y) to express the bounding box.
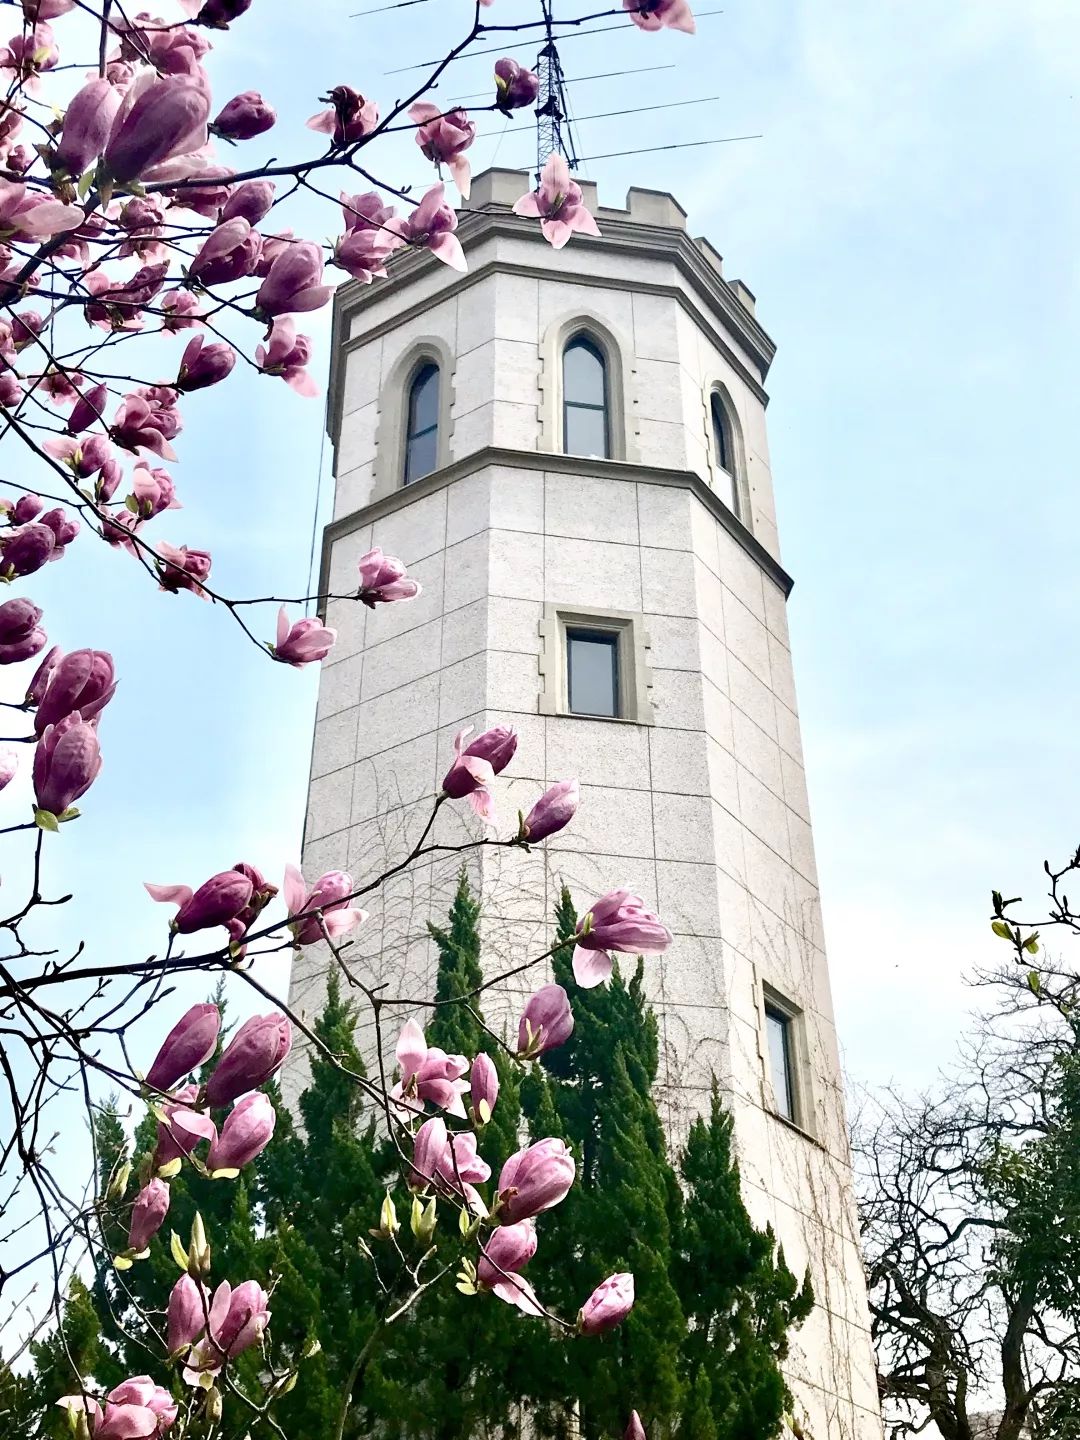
top-left (3, 0), bottom-right (1079, 1218)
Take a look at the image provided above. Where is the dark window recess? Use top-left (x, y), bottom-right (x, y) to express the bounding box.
top-left (563, 336), bottom-right (610, 458)
top-left (567, 629), bottom-right (620, 717)
top-left (404, 362), bottom-right (440, 485)
top-left (765, 1004), bottom-right (796, 1122)
top-left (711, 393), bottom-right (739, 518)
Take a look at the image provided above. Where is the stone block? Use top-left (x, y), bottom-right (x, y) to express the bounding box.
top-left (545, 470), bottom-right (638, 544)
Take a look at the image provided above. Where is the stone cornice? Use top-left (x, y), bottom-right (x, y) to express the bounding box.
top-left (317, 446), bottom-right (794, 616)
top-left (325, 207), bottom-right (776, 447)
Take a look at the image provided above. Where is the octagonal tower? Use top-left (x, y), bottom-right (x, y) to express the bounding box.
top-left (291, 168), bottom-right (882, 1440)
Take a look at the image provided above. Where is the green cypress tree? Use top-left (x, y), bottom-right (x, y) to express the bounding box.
top-left (675, 1087), bottom-right (814, 1440)
top-left (518, 886), bottom-right (687, 1439)
top-left (377, 865), bottom-right (527, 1440)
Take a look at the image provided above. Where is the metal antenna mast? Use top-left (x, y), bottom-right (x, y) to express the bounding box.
top-left (535, 0), bottom-right (579, 177)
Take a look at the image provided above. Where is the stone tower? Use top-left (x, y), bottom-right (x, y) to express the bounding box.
top-left (291, 168), bottom-right (882, 1440)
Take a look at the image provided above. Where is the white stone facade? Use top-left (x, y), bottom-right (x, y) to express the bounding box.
top-left (290, 169), bottom-right (883, 1440)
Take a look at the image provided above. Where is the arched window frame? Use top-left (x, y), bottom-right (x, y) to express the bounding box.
top-left (707, 384), bottom-right (750, 527)
top-left (371, 337), bottom-right (455, 500)
top-left (403, 359), bottom-right (441, 486)
top-left (561, 332), bottom-right (611, 460)
top-left (539, 312), bottom-right (633, 462)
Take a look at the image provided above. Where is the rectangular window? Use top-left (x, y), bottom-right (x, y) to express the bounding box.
top-left (765, 1004), bottom-right (796, 1122)
top-left (567, 629), bottom-right (620, 717)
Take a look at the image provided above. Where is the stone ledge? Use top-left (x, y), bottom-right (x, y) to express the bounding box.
top-left (317, 446), bottom-right (794, 615)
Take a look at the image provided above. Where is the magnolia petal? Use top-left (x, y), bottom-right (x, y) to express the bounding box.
top-left (428, 232), bottom-right (467, 272)
top-left (572, 944), bottom-right (613, 989)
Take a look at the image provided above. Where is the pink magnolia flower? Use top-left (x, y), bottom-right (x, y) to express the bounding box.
top-left (213, 90), bottom-right (276, 141)
top-left (436, 1129), bottom-right (490, 1185)
top-left (54, 77), bottom-right (120, 177)
top-left (624, 0), bottom-right (696, 32)
top-left (187, 217), bottom-right (262, 286)
top-left (103, 74), bottom-right (210, 183)
top-left (335, 219), bottom-right (401, 283)
top-left (10, 309), bottom-right (43, 349)
top-left (145, 1002), bottom-right (220, 1092)
top-left (496, 1137), bottom-right (576, 1224)
top-left (495, 58), bottom-right (540, 113)
top-left (144, 868), bottom-right (255, 936)
top-left (283, 862), bottom-right (366, 945)
top-left (399, 183), bottom-right (466, 271)
top-left (111, 393), bottom-right (178, 461)
top-left (256, 318), bottom-right (318, 397)
top-left (272, 606), bottom-right (336, 665)
top-left (477, 1219), bottom-right (543, 1315)
top-left (59, 1376), bottom-right (178, 1439)
top-left (441, 725), bottom-right (517, 822)
top-left (33, 712), bottom-right (101, 817)
top-left (220, 179), bottom-right (275, 225)
top-left (0, 178), bottom-right (81, 241)
top-left (167, 1275), bottom-right (206, 1355)
top-left (255, 240), bottom-right (331, 317)
top-left (626, 1413), bottom-right (647, 1440)
top-left (153, 1089), bottom-right (217, 1169)
top-left (0, 596), bottom-right (46, 664)
top-left (130, 465), bottom-right (180, 520)
top-left (205, 1012), bottom-right (292, 1107)
top-left (306, 85), bottom-right (379, 148)
top-left (393, 1018), bottom-right (470, 1119)
top-left (441, 726), bottom-right (495, 822)
top-left (512, 153), bottom-right (600, 250)
top-left (176, 334), bottom-right (236, 392)
top-left (42, 434), bottom-right (114, 477)
top-left (33, 647), bottom-right (116, 734)
top-left (184, 1279), bottom-right (270, 1380)
top-left (519, 778), bottom-right (579, 843)
top-left (573, 889), bottom-right (673, 988)
top-left (4, 494), bottom-right (44, 523)
top-left (517, 983), bottom-right (574, 1058)
top-left (0, 522), bottom-right (55, 577)
top-left (160, 290), bottom-right (203, 330)
top-left (156, 542), bottom-right (212, 598)
top-left (579, 1271), bottom-right (635, 1334)
top-left (356, 546), bottom-right (420, 606)
top-left (128, 1178), bottom-right (170, 1253)
top-left (67, 381), bottom-right (109, 436)
top-left (210, 1278), bottom-right (270, 1356)
top-left (207, 1090), bottom-right (275, 1173)
top-left (409, 102), bottom-right (476, 199)
top-left (470, 1051), bottom-right (499, 1124)
top-left (39, 506), bottom-right (80, 558)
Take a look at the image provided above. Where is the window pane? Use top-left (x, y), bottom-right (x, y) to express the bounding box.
top-left (765, 1008), bottom-right (795, 1121)
top-left (564, 403), bottom-right (609, 459)
top-left (563, 339), bottom-right (606, 407)
top-left (405, 425), bottom-right (438, 485)
top-left (409, 364), bottom-right (440, 436)
top-left (711, 395), bottom-right (730, 472)
top-left (567, 631), bottom-right (619, 717)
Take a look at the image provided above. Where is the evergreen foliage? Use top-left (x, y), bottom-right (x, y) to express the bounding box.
top-left (14, 876), bottom-right (812, 1440)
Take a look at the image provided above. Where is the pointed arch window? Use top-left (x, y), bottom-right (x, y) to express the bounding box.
top-left (563, 335), bottom-right (609, 459)
top-left (404, 362), bottom-right (440, 485)
top-left (710, 391), bottom-right (740, 518)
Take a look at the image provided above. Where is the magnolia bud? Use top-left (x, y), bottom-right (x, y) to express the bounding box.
top-left (204, 1387), bottom-right (223, 1425)
top-left (411, 1193), bottom-right (437, 1246)
top-left (188, 1210), bottom-right (211, 1277)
